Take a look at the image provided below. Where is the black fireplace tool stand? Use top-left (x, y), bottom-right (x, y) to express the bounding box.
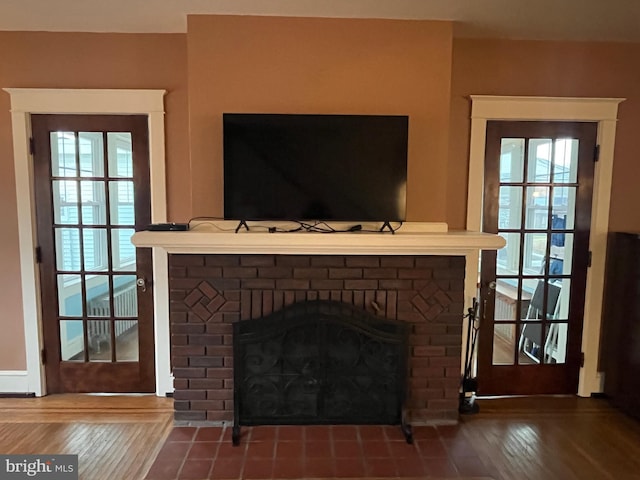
top-left (459, 298), bottom-right (480, 415)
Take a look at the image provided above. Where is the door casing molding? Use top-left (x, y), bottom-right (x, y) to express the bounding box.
top-left (466, 95), bottom-right (624, 397)
top-left (4, 88), bottom-right (172, 396)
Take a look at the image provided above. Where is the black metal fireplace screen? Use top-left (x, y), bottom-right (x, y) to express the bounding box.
top-left (232, 300), bottom-right (411, 444)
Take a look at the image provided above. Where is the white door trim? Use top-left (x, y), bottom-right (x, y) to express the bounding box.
top-left (3, 88), bottom-right (172, 396)
top-left (466, 95), bottom-right (624, 397)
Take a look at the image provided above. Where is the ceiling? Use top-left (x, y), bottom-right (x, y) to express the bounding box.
top-left (2, 0), bottom-right (640, 42)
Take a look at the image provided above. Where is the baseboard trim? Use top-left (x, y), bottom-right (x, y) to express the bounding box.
top-left (0, 370), bottom-right (30, 393)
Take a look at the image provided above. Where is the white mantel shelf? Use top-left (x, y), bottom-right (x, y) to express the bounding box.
top-left (132, 222), bottom-right (505, 255)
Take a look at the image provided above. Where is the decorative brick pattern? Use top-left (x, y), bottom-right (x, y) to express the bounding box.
top-left (411, 281), bottom-right (454, 321)
top-left (169, 254), bottom-right (465, 424)
top-left (183, 281), bottom-right (228, 322)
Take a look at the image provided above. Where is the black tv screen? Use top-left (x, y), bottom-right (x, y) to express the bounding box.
top-left (223, 114), bottom-right (408, 222)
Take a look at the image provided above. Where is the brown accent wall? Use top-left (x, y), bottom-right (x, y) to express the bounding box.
top-left (448, 38), bottom-right (640, 231)
top-left (186, 16), bottom-right (454, 222)
top-left (0, 32), bottom-right (189, 370)
top-left (3, 21), bottom-right (640, 380)
top-left (169, 254), bottom-right (465, 424)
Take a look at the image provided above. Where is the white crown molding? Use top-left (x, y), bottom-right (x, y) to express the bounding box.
top-left (5, 88), bottom-right (166, 114)
top-left (470, 95), bottom-right (624, 122)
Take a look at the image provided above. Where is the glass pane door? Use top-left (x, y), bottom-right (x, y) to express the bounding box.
top-left (51, 131), bottom-right (139, 363)
top-left (478, 120), bottom-right (596, 396)
top-left (492, 136), bottom-right (576, 366)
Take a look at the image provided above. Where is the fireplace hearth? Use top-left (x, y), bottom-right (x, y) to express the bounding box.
top-left (232, 300), bottom-right (411, 445)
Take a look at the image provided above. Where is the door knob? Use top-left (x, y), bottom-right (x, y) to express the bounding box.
top-left (136, 277), bottom-right (147, 293)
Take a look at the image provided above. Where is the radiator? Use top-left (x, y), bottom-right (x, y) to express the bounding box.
top-left (87, 281), bottom-right (137, 318)
top-left (494, 293), bottom-right (516, 341)
top-left (87, 282), bottom-right (137, 342)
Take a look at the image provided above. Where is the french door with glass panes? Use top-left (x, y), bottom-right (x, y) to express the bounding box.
top-left (477, 121), bottom-right (596, 395)
top-left (32, 115), bottom-right (155, 393)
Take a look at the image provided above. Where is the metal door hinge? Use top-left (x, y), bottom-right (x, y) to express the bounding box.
top-left (29, 137), bottom-right (35, 156)
top-left (35, 246), bottom-right (42, 264)
top-left (580, 352), bottom-right (585, 368)
top-left (594, 145), bottom-right (600, 162)
top-left (41, 348), bottom-right (47, 365)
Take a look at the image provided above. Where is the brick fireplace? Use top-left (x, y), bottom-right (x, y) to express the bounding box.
top-left (132, 221), bottom-right (504, 426)
top-left (168, 253), bottom-right (465, 424)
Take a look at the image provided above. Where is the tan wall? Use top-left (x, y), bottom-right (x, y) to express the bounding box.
top-left (0, 32), bottom-right (189, 370)
top-left (186, 15), bottom-right (453, 221)
top-left (3, 23), bottom-right (640, 379)
top-left (448, 38), bottom-right (640, 231)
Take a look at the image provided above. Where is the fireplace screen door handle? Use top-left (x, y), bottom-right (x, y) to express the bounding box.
top-left (136, 277), bottom-right (147, 293)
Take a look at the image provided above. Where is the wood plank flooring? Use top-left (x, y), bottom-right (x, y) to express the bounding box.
top-left (0, 394), bottom-right (173, 480)
top-left (1, 394), bottom-right (639, 479)
top-left (464, 396), bottom-right (640, 480)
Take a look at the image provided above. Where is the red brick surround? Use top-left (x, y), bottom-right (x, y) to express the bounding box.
top-left (168, 254), bottom-right (465, 424)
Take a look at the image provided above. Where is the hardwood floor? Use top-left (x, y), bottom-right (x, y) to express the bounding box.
top-left (0, 394), bottom-right (173, 480)
top-left (465, 396), bottom-right (640, 479)
top-left (1, 394), bottom-right (639, 479)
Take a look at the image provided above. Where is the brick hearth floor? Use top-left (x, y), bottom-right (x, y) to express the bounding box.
top-left (144, 424), bottom-right (493, 479)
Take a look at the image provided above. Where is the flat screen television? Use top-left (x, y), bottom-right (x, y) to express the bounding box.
top-left (223, 113), bottom-right (408, 222)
